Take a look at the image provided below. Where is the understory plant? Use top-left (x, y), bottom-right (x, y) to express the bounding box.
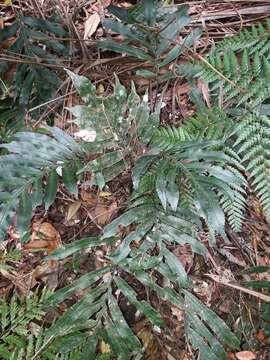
top-left (0, 72), bottom-right (241, 359)
top-left (99, 1), bottom-right (201, 80)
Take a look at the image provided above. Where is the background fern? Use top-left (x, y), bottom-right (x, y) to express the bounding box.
top-left (0, 15), bottom-right (67, 117)
top-left (177, 21), bottom-right (270, 225)
top-left (98, 1), bottom-right (201, 79)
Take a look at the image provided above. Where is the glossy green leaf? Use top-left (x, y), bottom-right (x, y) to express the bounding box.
top-left (156, 160), bottom-right (169, 210)
top-left (31, 178), bottom-right (43, 207)
top-left (243, 280), bottom-right (270, 289)
top-left (132, 155), bottom-right (156, 189)
top-left (163, 248), bottom-right (188, 287)
top-left (114, 277), bottom-right (164, 327)
top-left (187, 327), bottom-right (219, 360)
top-left (166, 168), bottom-right (179, 211)
top-left (48, 266), bottom-right (111, 305)
top-left (62, 163), bottom-right (78, 196)
top-left (109, 296), bottom-right (142, 352)
top-left (16, 189), bottom-right (32, 234)
top-left (105, 319), bottom-right (129, 360)
top-left (66, 69), bottom-right (96, 104)
top-left (160, 28), bottom-right (201, 67)
top-left (136, 69), bottom-right (156, 78)
top-left (102, 205), bottom-right (153, 238)
top-left (238, 266), bottom-right (270, 275)
top-left (183, 290), bottom-right (240, 349)
top-left (99, 40), bottom-right (152, 61)
top-left (47, 237), bottom-right (104, 260)
top-left (44, 168), bottom-right (58, 210)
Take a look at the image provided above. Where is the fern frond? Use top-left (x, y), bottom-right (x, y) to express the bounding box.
top-left (153, 109), bottom-right (247, 231)
top-left (213, 19), bottom-right (270, 57)
top-left (234, 113), bottom-right (270, 220)
top-left (0, 127), bottom-right (83, 239)
top-left (195, 49), bottom-right (270, 110)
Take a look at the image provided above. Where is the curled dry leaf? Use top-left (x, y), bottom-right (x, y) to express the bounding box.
top-left (24, 222), bottom-right (61, 254)
top-left (84, 12), bottom-right (100, 39)
top-left (235, 351), bottom-right (256, 360)
top-left (65, 200), bottom-right (82, 223)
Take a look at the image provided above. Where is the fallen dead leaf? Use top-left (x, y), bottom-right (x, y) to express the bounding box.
top-left (227, 352), bottom-right (236, 360)
top-left (99, 191), bottom-right (112, 198)
top-left (94, 201), bottom-right (117, 226)
top-left (24, 222), bottom-right (61, 254)
top-left (198, 79), bottom-right (211, 108)
top-left (66, 200), bottom-right (82, 223)
top-left (81, 189), bottom-right (97, 205)
top-left (256, 329), bottom-right (265, 343)
top-left (235, 351), bottom-right (256, 360)
top-left (32, 264), bottom-right (59, 289)
top-left (171, 306), bottom-right (184, 322)
top-left (84, 12), bottom-right (100, 39)
top-left (0, 268), bottom-right (31, 296)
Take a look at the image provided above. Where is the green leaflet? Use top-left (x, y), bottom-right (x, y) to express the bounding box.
top-left (44, 168), bottom-right (58, 210)
top-left (16, 189), bottom-right (32, 234)
top-left (108, 296), bottom-right (142, 352)
top-left (62, 163), bottom-right (78, 197)
top-left (114, 277), bottom-right (164, 327)
top-left (162, 247), bottom-right (188, 287)
top-left (47, 237), bottom-right (112, 261)
top-left (183, 290), bottom-right (240, 349)
top-left (48, 266), bottom-right (111, 305)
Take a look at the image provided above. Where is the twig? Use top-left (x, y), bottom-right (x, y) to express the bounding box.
top-left (206, 273), bottom-right (270, 303)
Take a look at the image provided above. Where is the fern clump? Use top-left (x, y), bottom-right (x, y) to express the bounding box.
top-left (185, 21), bottom-right (270, 224)
top-left (99, 1), bottom-right (201, 79)
top-left (39, 72), bottom-right (241, 360)
top-left (153, 108), bottom-right (247, 232)
top-left (0, 16), bottom-right (67, 115)
top-left (0, 290), bottom-right (47, 360)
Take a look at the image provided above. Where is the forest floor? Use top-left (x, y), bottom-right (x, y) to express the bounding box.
top-left (1, 1), bottom-right (270, 359)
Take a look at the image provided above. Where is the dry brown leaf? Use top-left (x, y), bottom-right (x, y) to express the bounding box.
top-left (24, 222), bottom-right (61, 254)
top-left (32, 264), bottom-right (59, 289)
top-left (256, 329), bottom-right (266, 343)
top-left (171, 306), bottom-right (184, 322)
top-left (94, 201), bottom-right (117, 225)
top-left (66, 200), bottom-right (82, 222)
top-left (81, 189), bottom-right (97, 205)
top-left (235, 351), bottom-right (256, 360)
top-left (0, 268), bottom-right (30, 295)
top-left (84, 12), bottom-right (100, 39)
top-left (198, 79), bottom-right (211, 108)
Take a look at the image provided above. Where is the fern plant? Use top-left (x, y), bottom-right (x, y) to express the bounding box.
top-left (98, 1), bottom-right (201, 79)
top-left (0, 289), bottom-right (92, 360)
top-left (38, 72), bottom-right (241, 360)
top-left (0, 15), bottom-right (67, 116)
top-left (212, 19), bottom-right (270, 57)
top-left (0, 73), bottom-right (242, 358)
top-left (189, 22), bottom-right (270, 223)
top-left (0, 289), bottom-right (48, 360)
